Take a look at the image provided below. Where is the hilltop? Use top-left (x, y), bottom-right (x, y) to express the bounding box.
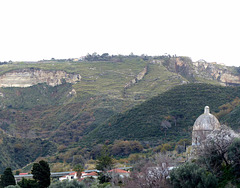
top-left (0, 54), bottom-right (240, 171)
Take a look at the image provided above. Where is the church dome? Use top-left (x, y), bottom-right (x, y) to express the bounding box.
top-left (193, 106), bottom-right (220, 131)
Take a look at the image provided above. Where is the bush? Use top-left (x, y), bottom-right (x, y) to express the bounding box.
top-left (49, 180), bottom-right (85, 188)
top-left (170, 162), bottom-right (218, 188)
top-left (17, 178), bottom-right (39, 188)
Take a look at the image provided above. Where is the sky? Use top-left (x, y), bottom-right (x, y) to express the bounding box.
top-left (0, 0), bottom-right (239, 67)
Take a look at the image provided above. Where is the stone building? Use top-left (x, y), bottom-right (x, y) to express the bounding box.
top-left (192, 106), bottom-right (220, 146)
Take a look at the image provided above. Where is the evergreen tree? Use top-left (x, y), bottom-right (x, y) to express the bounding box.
top-left (31, 160), bottom-right (50, 188)
top-left (1, 168), bottom-right (16, 187)
top-left (96, 146), bottom-right (114, 171)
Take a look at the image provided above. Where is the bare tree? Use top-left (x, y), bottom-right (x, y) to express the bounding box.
top-left (196, 125), bottom-right (239, 174)
top-left (124, 154), bottom-right (173, 188)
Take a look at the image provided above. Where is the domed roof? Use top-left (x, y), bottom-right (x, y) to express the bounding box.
top-left (193, 106), bottom-right (220, 131)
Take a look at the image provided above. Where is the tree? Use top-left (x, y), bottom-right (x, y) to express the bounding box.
top-left (195, 126), bottom-right (240, 187)
top-left (124, 154), bottom-right (172, 188)
top-left (96, 146), bottom-right (114, 171)
top-left (1, 168), bottom-right (16, 187)
top-left (73, 164), bottom-right (84, 179)
top-left (197, 125), bottom-right (239, 175)
top-left (31, 160), bottom-right (50, 188)
top-left (227, 138), bottom-right (240, 181)
top-left (170, 162), bottom-right (218, 188)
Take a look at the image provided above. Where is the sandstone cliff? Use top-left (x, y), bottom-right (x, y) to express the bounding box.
top-left (0, 69), bottom-right (81, 87)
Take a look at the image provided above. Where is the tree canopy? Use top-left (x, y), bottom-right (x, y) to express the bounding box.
top-left (0, 168), bottom-right (16, 187)
top-left (96, 146), bottom-right (114, 171)
top-left (31, 160), bottom-right (50, 188)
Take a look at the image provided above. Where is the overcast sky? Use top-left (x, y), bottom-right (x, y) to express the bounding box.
top-left (0, 0), bottom-right (239, 67)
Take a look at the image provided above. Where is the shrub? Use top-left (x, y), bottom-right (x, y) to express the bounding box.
top-left (170, 162), bottom-right (218, 188)
top-left (49, 180), bottom-right (85, 188)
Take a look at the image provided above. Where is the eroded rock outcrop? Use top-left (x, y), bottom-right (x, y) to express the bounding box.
top-left (172, 58), bottom-right (240, 86)
top-left (125, 66), bottom-right (148, 88)
top-left (0, 69), bottom-right (81, 87)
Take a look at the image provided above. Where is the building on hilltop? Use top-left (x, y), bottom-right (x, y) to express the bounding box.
top-left (192, 106), bottom-right (221, 146)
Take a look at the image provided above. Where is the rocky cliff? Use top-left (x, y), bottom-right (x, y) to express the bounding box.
top-left (0, 69), bottom-right (81, 87)
top-left (169, 58), bottom-right (240, 86)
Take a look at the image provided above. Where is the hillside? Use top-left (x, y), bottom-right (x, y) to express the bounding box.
top-left (0, 54), bottom-right (240, 171)
top-left (85, 83), bottom-right (240, 146)
top-left (0, 130), bottom-right (56, 173)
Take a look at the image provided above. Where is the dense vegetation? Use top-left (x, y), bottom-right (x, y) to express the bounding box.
top-left (0, 131), bottom-right (56, 173)
top-left (86, 83), bottom-right (240, 145)
top-left (0, 55), bottom-right (240, 173)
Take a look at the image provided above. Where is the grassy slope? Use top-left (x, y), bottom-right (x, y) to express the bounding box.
top-left (85, 83), bottom-right (240, 146)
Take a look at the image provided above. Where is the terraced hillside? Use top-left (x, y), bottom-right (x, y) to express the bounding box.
top-left (0, 55), bottom-right (239, 171)
top-left (85, 83), bottom-right (240, 146)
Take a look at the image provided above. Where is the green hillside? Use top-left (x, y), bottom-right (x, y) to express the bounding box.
top-left (221, 105), bottom-right (240, 129)
top-left (86, 83), bottom-right (240, 146)
top-left (0, 56), bottom-right (193, 146)
top-left (0, 55), bottom-right (240, 171)
top-left (0, 131), bottom-right (56, 173)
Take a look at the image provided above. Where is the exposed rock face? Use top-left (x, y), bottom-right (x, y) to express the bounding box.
top-left (192, 61), bottom-right (240, 85)
top-left (0, 69), bottom-right (81, 87)
top-left (169, 58), bottom-right (240, 86)
top-left (125, 66), bottom-right (148, 88)
top-left (67, 88), bottom-right (77, 97)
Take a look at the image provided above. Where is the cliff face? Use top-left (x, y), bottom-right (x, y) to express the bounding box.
top-left (173, 58), bottom-right (240, 86)
top-left (0, 69), bottom-right (81, 87)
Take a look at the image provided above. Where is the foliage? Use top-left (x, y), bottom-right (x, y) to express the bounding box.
top-left (124, 154), bottom-right (172, 188)
top-left (214, 97), bottom-right (240, 119)
top-left (96, 146), bottom-right (114, 171)
top-left (111, 140), bottom-right (143, 157)
top-left (87, 83), bottom-right (240, 145)
top-left (1, 168), bottom-right (16, 187)
top-left (1, 56), bottom-right (240, 172)
top-left (197, 125), bottom-right (238, 175)
top-left (48, 180), bottom-right (85, 188)
top-left (31, 160), bottom-right (50, 188)
top-left (170, 162), bottom-right (218, 188)
top-left (98, 173), bottom-right (112, 184)
top-left (196, 127), bottom-right (240, 187)
top-left (17, 178), bottom-right (39, 188)
top-left (73, 164), bottom-right (84, 179)
top-left (0, 131), bottom-right (56, 173)
top-left (227, 138), bottom-right (240, 178)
